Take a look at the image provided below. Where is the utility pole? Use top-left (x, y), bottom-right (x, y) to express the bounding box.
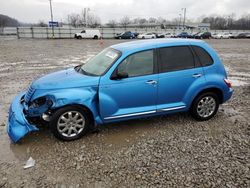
top-left (49, 0), bottom-right (54, 38)
top-left (182, 8), bottom-right (186, 29)
top-left (179, 14), bottom-right (182, 29)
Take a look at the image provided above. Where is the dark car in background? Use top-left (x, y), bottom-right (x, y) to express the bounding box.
top-left (193, 32), bottom-right (212, 39)
top-left (234, 32), bottom-right (250, 39)
top-left (176, 32), bottom-right (191, 38)
top-left (115, 31), bottom-right (135, 39)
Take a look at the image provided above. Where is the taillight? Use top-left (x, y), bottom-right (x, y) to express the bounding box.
top-left (224, 79), bottom-right (232, 88)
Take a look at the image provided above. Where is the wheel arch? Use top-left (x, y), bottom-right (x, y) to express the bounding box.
top-left (52, 104), bottom-right (95, 125)
top-left (191, 87), bottom-right (223, 107)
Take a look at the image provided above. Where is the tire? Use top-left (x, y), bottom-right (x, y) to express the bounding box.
top-left (119, 36), bottom-right (122, 39)
top-left (50, 106), bottom-right (92, 141)
top-left (78, 36), bottom-right (82, 39)
top-left (190, 92), bottom-right (219, 121)
top-left (142, 36), bottom-right (145, 39)
top-left (93, 35), bottom-right (98, 39)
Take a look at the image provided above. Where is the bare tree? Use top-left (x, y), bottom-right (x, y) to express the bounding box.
top-left (37, 20), bottom-right (47, 27)
top-left (67, 13), bottom-right (80, 27)
top-left (120, 16), bottom-right (130, 28)
top-left (138, 18), bottom-right (147, 27)
top-left (107, 20), bottom-right (117, 28)
top-left (157, 17), bottom-right (167, 24)
top-left (87, 13), bottom-right (101, 28)
top-left (148, 17), bottom-right (157, 23)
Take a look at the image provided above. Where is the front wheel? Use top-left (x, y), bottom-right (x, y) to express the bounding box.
top-left (50, 106), bottom-right (92, 141)
top-left (190, 92), bottom-right (219, 121)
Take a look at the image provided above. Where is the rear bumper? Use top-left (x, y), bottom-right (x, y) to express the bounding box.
top-left (7, 92), bottom-right (38, 143)
top-left (223, 88), bottom-right (233, 102)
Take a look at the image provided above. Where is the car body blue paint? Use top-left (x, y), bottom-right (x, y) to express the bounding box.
top-left (7, 92), bottom-right (39, 142)
top-left (7, 38), bottom-right (233, 142)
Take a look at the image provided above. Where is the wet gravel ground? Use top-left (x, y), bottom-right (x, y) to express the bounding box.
top-left (0, 39), bottom-right (249, 187)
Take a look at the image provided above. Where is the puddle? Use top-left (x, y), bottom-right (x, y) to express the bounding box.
top-left (102, 118), bottom-right (158, 146)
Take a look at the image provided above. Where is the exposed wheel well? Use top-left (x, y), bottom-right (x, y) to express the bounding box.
top-left (194, 88), bottom-right (223, 104)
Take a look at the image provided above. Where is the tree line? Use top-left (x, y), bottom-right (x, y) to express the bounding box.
top-left (202, 14), bottom-right (250, 30)
top-left (1, 12), bottom-right (250, 30)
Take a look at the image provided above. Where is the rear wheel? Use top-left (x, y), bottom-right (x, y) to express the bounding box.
top-left (93, 35), bottom-right (98, 39)
top-left (50, 106), bottom-right (92, 141)
top-left (190, 92), bottom-right (219, 121)
top-left (78, 36), bottom-right (82, 39)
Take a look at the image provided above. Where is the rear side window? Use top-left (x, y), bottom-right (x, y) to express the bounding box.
top-left (192, 46), bottom-right (213, 66)
top-left (158, 46), bottom-right (195, 73)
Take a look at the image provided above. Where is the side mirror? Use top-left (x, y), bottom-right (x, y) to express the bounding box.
top-left (111, 71), bottom-right (128, 80)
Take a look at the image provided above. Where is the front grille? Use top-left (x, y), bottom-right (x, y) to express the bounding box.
top-left (24, 86), bottom-right (35, 103)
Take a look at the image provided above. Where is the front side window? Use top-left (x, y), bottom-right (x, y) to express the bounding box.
top-left (80, 48), bottom-right (120, 76)
top-left (158, 46), bottom-right (195, 73)
top-left (117, 50), bottom-right (154, 77)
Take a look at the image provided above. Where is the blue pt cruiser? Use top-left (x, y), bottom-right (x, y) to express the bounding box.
top-left (7, 39), bottom-right (233, 142)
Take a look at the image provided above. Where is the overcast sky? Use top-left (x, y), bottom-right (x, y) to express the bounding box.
top-left (1, 0), bottom-right (250, 23)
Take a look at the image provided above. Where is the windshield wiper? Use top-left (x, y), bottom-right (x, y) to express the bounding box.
top-left (74, 65), bottom-right (98, 76)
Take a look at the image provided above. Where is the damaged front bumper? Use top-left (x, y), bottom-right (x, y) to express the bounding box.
top-left (7, 92), bottom-right (39, 143)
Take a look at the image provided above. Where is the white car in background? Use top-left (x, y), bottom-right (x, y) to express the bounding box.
top-left (137, 33), bottom-right (157, 39)
top-left (213, 32), bottom-right (232, 39)
top-left (74, 29), bottom-right (102, 39)
top-left (158, 32), bottom-right (174, 38)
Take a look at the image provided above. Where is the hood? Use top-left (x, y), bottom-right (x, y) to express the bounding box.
top-left (31, 68), bottom-right (100, 90)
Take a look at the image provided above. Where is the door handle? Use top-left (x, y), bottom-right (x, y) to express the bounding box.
top-left (146, 80), bottom-right (157, 84)
top-left (192, 73), bottom-right (203, 78)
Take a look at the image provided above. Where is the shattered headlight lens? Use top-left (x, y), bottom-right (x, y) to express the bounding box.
top-left (29, 97), bottom-right (53, 108)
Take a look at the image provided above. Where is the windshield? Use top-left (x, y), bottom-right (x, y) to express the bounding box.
top-left (80, 48), bottom-right (120, 76)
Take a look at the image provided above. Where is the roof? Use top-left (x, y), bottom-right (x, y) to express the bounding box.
top-left (111, 38), bottom-right (206, 53)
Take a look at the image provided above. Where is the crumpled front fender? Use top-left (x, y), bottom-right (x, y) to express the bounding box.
top-left (7, 92), bottom-right (38, 143)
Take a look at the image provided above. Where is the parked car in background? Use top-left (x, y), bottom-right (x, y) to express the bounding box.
top-left (213, 32), bottom-right (232, 39)
top-left (193, 32), bottom-right (212, 39)
top-left (115, 31), bottom-right (135, 39)
top-left (137, 33), bottom-right (157, 39)
top-left (158, 32), bottom-right (174, 38)
top-left (230, 33), bottom-right (239, 39)
top-left (7, 39), bottom-right (233, 142)
top-left (133, 32), bottom-right (139, 38)
top-left (74, 29), bottom-right (101, 39)
top-left (176, 32), bottom-right (191, 38)
top-left (234, 32), bottom-right (250, 39)
top-left (211, 33), bottom-right (217, 38)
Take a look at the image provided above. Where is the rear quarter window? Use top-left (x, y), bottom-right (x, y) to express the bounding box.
top-left (192, 46), bottom-right (214, 66)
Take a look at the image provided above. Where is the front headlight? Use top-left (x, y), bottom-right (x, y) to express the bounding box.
top-left (29, 97), bottom-right (53, 108)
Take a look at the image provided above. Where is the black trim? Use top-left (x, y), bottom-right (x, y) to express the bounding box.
top-left (190, 45), bottom-right (214, 67)
top-left (188, 45), bottom-right (203, 68)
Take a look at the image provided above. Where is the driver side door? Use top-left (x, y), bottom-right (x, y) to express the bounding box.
top-left (99, 49), bottom-right (158, 122)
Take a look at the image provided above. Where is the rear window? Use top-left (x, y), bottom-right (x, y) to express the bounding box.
top-left (158, 46), bottom-right (195, 73)
top-left (192, 46), bottom-right (213, 66)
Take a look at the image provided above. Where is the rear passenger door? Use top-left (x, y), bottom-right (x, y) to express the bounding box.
top-left (156, 45), bottom-right (206, 111)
